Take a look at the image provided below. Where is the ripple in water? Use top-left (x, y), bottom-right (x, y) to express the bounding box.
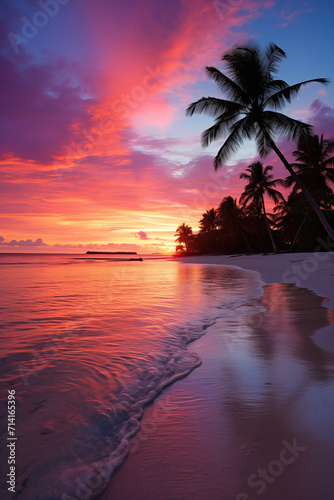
top-left (0, 254), bottom-right (263, 499)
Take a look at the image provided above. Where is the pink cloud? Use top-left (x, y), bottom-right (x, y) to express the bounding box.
top-left (1, 0), bottom-right (294, 250)
top-left (1, 0), bottom-right (273, 170)
top-left (276, 7), bottom-right (313, 27)
top-left (289, 109), bottom-right (309, 116)
top-left (132, 97), bottom-right (178, 133)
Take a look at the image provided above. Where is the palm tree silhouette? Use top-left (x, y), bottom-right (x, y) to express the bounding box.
top-left (175, 223), bottom-right (193, 253)
top-left (198, 208), bottom-right (222, 253)
top-left (217, 196), bottom-right (252, 252)
top-left (199, 208), bottom-right (219, 233)
top-left (186, 42), bottom-right (334, 240)
top-left (286, 134), bottom-right (334, 201)
top-left (240, 162), bottom-right (284, 253)
top-left (274, 193), bottom-right (310, 251)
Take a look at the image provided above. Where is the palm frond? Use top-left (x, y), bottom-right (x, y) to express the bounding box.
top-left (263, 111), bottom-right (313, 141)
top-left (283, 174), bottom-right (295, 187)
top-left (239, 191), bottom-right (254, 205)
top-left (267, 187), bottom-right (285, 204)
top-left (323, 165), bottom-right (334, 178)
top-left (322, 157), bottom-right (334, 169)
top-left (214, 117), bottom-right (251, 169)
top-left (223, 46), bottom-right (266, 98)
top-left (201, 111), bottom-right (240, 147)
top-left (265, 43), bottom-right (286, 75)
top-left (255, 127), bottom-right (273, 157)
top-left (275, 177), bottom-right (289, 188)
top-left (205, 67), bottom-right (248, 103)
top-left (264, 79), bottom-right (289, 99)
top-left (265, 78), bottom-right (330, 109)
top-left (263, 165), bottom-right (274, 175)
top-left (185, 97), bottom-right (244, 117)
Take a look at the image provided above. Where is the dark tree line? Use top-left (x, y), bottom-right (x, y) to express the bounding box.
top-left (175, 135), bottom-right (334, 254)
top-left (175, 42), bottom-right (334, 254)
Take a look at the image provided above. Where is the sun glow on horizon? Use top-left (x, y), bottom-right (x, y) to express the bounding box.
top-left (1, 0), bottom-right (333, 252)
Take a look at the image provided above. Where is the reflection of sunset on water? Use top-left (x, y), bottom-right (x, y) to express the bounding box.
top-left (0, 256), bottom-right (264, 498)
top-left (103, 282), bottom-right (334, 500)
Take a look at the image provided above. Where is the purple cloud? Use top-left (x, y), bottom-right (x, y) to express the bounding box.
top-left (50, 242), bottom-right (142, 251)
top-left (0, 238), bottom-right (142, 251)
top-left (136, 231), bottom-right (149, 240)
top-left (309, 99), bottom-right (334, 139)
top-left (0, 51), bottom-right (98, 163)
top-left (2, 237), bottom-right (48, 247)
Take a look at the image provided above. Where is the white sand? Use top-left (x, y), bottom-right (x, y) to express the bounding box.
top-left (173, 252), bottom-right (334, 353)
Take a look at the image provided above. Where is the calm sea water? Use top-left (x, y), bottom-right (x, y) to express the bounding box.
top-left (0, 253), bottom-right (263, 500)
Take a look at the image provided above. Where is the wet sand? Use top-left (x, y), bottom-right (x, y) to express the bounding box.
top-left (173, 252), bottom-right (334, 351)
top-left (101, 283), bottom-right (334, 500)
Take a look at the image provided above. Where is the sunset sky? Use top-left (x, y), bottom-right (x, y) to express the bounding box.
top-left (1, 0), bottom-right (334, 253)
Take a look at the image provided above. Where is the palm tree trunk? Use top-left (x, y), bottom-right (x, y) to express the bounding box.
top-left (289, 214), bottom-right (308, 252)
top-left (268, 138), bottom-right (334, 241)
top-left (219, 236), bottom-right (226, 253)
top-left (261, 193), bottom-right (278, 253)
top-left (237, 225), bottom-right (252, 253)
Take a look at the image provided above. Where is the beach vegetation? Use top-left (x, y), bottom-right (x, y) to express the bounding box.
top-left (285, 134), bottom-right (334, 203)
top-left (174, 142), bottom-right (333, 254)
top-left (186, 42), bottom-right (334, 241)
top-left (217, 196), bottom-right (252, 253)
top-left (174, 223), bottom-right (194, 253)
top-left (240, 162), bottom-right (284, 253)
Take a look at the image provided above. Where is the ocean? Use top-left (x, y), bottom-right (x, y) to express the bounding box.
top-left (0, 253), bottom-right (264, 500)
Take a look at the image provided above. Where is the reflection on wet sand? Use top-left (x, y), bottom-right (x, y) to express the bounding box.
top-left (102, 282), bottom-right (334, 500)
top-left (220, 283), bottom-right (334, 500)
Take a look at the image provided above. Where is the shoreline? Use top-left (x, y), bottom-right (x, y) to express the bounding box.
top-left (173, 252), bottom-right (334, 353)
top-left (101, 263), bottom-right (334, 500)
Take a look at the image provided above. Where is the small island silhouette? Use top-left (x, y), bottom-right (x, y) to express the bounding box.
top-left (86, 251), bottom-right (137, 255)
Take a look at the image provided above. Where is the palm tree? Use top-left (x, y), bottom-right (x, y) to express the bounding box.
top-left (217, 196), bottom-right (252, 252)
top-left (174, 223), bottom-right (193, 253)
top-left (274, 192), bottom-right (310, 251)
top-left (186, 42), bottom-right (334, 240)
top-left (240, 162), bottom-right (284, 253)
top-left (175, 244), bottom-right (185, 253)
top-left (198, 208), bottom-right (222, 253)
top-left (286, 134), bottom-right (334, 200)
top-left (199, 208), bottom-right (219, 233)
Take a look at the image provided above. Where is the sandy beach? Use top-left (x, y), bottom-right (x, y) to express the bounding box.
top-left (101, 252), bottom-right (334, 500)
top-left (173, 252), bottom-right (334, 354)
